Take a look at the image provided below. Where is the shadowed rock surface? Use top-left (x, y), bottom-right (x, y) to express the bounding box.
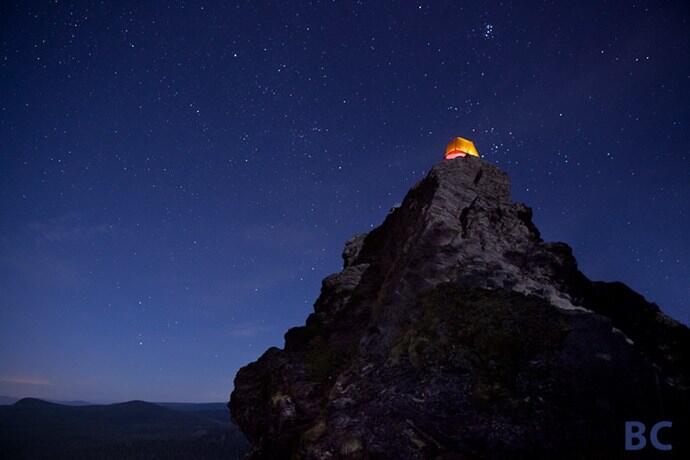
top-left (230, 157), bottom-right (689, 459)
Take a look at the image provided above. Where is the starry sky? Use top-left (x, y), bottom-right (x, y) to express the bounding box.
top-left (1, 1), bottom-right (689, 403)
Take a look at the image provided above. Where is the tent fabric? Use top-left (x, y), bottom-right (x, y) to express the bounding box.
top-left (445, 137), bottom-right (480, 159)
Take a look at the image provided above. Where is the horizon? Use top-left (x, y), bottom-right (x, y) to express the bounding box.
top-left (1, 1), bottom-right (689, 402)
top-left (0, 394), bottom-right (227, 405)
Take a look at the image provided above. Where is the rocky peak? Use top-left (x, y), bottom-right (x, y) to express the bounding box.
top-left (230, 157), bottom-right (689, 459)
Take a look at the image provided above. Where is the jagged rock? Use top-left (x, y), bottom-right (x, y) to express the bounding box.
top-left (230, 157), bottom-right (690, 458)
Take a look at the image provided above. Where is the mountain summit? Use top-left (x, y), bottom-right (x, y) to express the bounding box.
top-left (230, 157), bottom-right (689, 458)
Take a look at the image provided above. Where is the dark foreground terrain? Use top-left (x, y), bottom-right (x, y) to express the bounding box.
top-left (0, 398), bottom-right (248, 459)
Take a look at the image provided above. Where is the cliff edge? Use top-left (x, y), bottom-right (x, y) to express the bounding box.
top-left (230, 157), bottom-right (689, 458)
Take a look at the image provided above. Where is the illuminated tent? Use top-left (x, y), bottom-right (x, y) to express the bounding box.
top-left (445, 137), bottom-right (480, 159)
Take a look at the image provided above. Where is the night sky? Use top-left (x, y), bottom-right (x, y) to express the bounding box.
top-left (1, 1), bottom-right (689, 403)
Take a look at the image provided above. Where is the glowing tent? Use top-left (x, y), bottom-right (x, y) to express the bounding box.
top-left (445, 137), bottom-right (480, 159)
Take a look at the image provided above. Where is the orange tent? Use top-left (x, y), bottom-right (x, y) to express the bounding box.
top-left (445, 137), bottom-right (479, 159)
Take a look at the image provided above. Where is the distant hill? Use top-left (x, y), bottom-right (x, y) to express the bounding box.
top-left (0, 395), bottom-right (92, 406)
top-left (0, 398), bottom-right (247, 459)
top-left (156, 402), bottom-right (228, 411)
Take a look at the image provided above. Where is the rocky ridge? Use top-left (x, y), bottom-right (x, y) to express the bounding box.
top-left (230, 157), bottom-right (689, 459)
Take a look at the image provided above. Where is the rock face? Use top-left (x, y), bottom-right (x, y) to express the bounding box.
top-left (230, 157), bottom-right (690, 458)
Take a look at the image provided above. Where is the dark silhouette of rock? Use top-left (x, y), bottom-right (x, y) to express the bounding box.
top-left (230, 157), bottom-right (690, 459)
top-left (0, 398), bottom-right (249, 459)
